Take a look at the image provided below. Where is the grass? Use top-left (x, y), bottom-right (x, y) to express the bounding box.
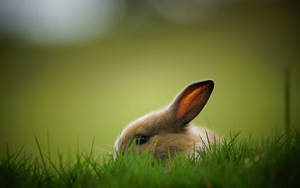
top-left (1, 132), bottom-right (300, 188)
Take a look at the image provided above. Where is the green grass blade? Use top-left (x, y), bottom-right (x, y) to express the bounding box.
top-left (34, 136), bottom-right (48, 176)
top-left (285, 67), bottom-right (291, 137)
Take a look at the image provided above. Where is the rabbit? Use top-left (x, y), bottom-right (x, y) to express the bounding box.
top-left (114, 80), bottom-right (221, 159)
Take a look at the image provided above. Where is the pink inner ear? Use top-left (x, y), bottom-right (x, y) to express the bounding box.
top-left (175, 85), bottom-right (208, 121)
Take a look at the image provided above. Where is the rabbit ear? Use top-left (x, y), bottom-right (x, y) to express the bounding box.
top-left (168, 80), bottom-right (214, 126)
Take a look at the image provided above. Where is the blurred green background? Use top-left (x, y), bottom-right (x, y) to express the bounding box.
top-left (0, 0), bottom-right (299, 157)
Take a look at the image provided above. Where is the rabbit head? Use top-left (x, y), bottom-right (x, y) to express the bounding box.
top-left (114, 80), bottom-right (218, 159)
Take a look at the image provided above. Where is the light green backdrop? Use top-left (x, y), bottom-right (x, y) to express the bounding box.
top-left (1, 4), bottom-right (299, 158)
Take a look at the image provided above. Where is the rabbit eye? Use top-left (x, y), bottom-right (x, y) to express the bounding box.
top-left (136, 135), bottom-right (150, 145)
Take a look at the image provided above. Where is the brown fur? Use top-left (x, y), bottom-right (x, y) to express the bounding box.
top-left (114, 80), bottom-right (221, 159)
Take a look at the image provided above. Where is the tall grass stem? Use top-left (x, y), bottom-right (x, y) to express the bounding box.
top-left (285, 67), bottom-right (291, 137)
